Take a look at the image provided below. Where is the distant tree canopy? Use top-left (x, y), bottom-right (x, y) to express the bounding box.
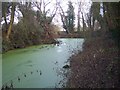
top-left (66, 1), bottom-right (75, 33)
top-left (2, 1), bottom-right (59, 52)
top-left (2, 1), bottom-right (120, 41)
top-left (2, 1), bottom-right (58, 41)
top-left (84, 1), bottom-right (120, 36)
top-left (59, 1), bottom-right (75, 34)
top-left (103, 2), bottom-right (120, 30)
top-left (2, 2), bottom-right (10, 29)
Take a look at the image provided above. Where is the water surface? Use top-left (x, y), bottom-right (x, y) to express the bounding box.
top-left (2, 38), bottom-right (84, 88)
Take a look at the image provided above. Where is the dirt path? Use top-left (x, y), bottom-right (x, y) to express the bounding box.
top-left (66, 36), bottom-right (119, 88)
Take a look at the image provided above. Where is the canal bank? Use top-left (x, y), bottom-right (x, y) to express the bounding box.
top-left (67, 36), bottom-right (119, 88)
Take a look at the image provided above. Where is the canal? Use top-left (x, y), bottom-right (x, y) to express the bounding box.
top-left (2, 38), bottom-right (84, 88)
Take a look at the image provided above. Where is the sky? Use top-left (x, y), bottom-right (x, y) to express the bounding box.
top-left (1, 0), bottom-right (92, 29)
top-left (43, 0), bottom-right (92, 27)
top-left (33, 0), bottom-right (92, 28)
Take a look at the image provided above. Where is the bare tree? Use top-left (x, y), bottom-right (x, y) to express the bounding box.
top-left (86, 8), bottom-right (92, 30)
top-left (81, 12), bottom-right (84, 31)
top-left (33, 0), bottom-right (58, 24)
top-left (77, 1), bottom-right (91, 32)
top-left (58, 2), bottom-right (69, 34)
top-left (33, 0), bottom-right (59, 39)
top-left (77, 1), bottom-right (82, 32)
top-left (6, 2), bottom-right (16, 40)
top-left (58, 1), bottom-right (75, 34)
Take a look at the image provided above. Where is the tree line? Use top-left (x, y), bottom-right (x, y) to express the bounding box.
top-left (1, 1), bottom-right (120, 52)
top-left (1, 1), bottom-right (59, 52)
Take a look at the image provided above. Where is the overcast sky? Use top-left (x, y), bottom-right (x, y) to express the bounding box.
top-left (1, 0), bottom-right (92, 29)
top-left (40, 0), bottom-right (92, 27)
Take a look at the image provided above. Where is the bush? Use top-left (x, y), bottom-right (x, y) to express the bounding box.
top-left (109, 27), bottom-right (120, 48)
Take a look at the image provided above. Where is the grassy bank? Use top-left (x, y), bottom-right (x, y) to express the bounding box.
top-left (66, 31), bottom-right (120, 88)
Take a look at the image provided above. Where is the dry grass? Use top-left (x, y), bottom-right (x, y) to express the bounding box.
top-left (67, 36), bottom-right (119, 88)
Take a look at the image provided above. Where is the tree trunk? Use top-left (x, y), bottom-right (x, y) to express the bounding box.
top-left (77, 15), bottom-right (80, 32)
top-left (82, 12), bottom-right (85, 31)
top-left (6, 3), bottom-right (15, 40)
top-left (77, 7), bottom-right (80, 32)
top-left (2, 3), bottom-right (8, 30)
top-left (3, 13), bottom-right (8, 30)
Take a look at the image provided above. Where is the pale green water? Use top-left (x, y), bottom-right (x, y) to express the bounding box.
top-left (2, 38), bottom-right (84, 88)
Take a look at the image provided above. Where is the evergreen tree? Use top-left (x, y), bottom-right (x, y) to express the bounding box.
top-left (66, 1), bottom-right (75, 33)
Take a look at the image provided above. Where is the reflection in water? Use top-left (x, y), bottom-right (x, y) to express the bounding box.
top-left (2, 38), bottom-right (84, 88)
